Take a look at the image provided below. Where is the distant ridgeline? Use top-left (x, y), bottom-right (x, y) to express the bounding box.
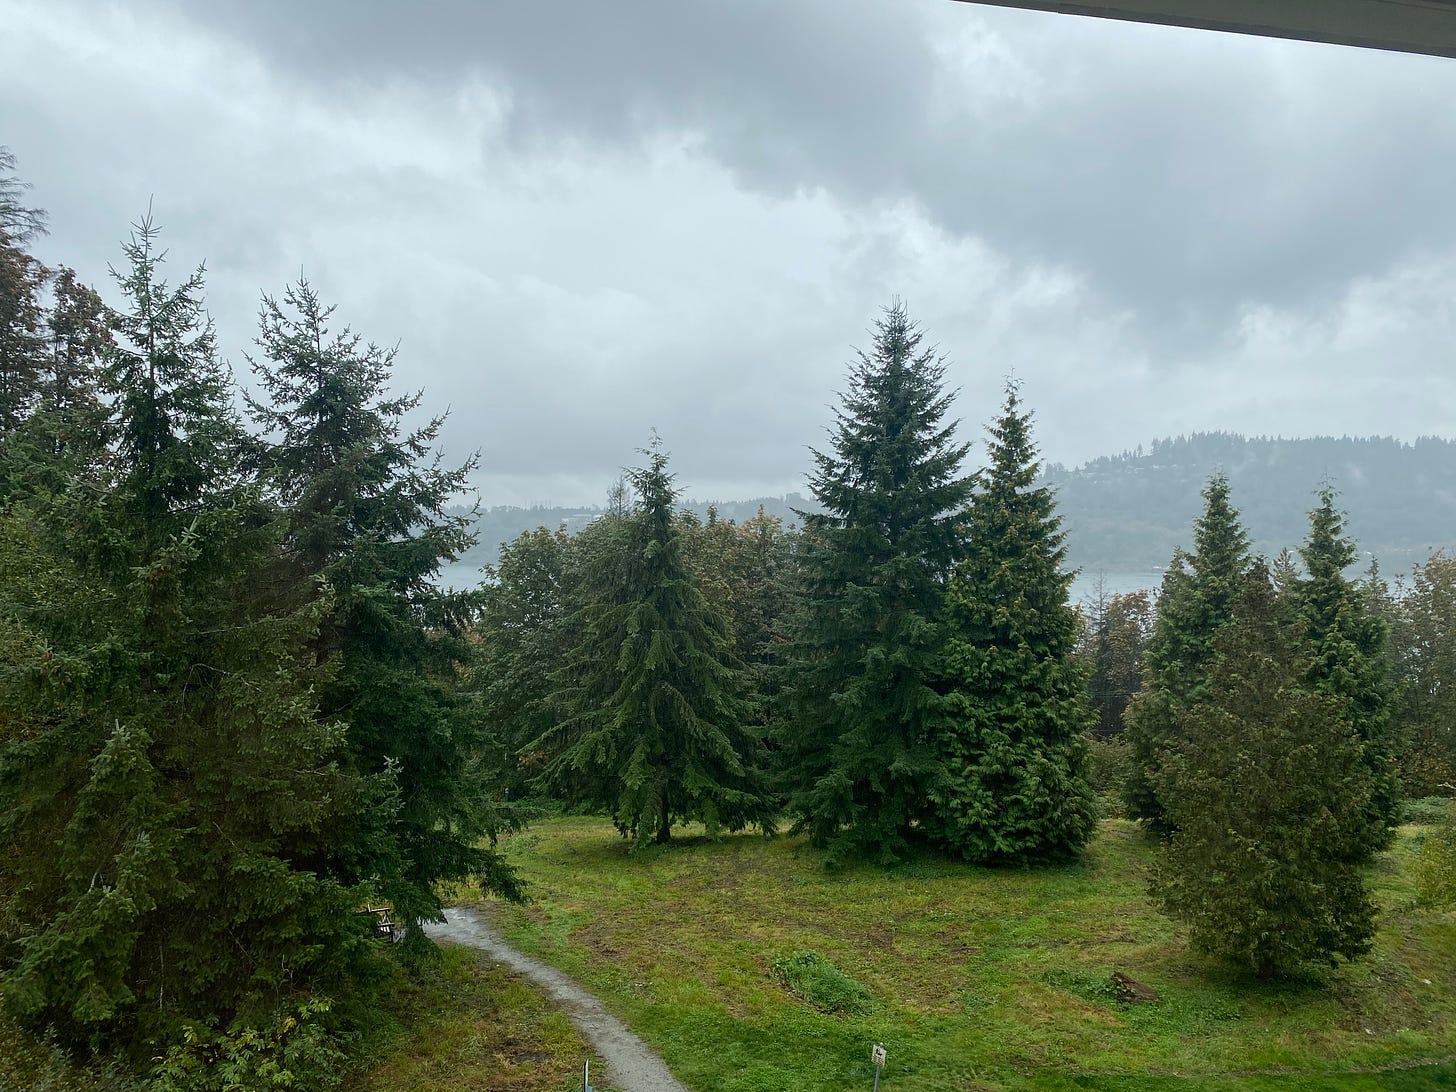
top-left (446, 434), bottom-right (1456, 578)
top-left (1043, 432), bottom-right (1456, 575)
top-left (448, 493), bottom-right (820, 573)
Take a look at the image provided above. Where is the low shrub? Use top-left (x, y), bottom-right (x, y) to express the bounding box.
top-left (1088, 736), bottom-right (1132, 815)
top-left (770, 950), bottom-right (871, 1015)
top-left (1402, 795), bottom-right (1456, 826)
top-left (150, 998), bottom-right (345, 1092)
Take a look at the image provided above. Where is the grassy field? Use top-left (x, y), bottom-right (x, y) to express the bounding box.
top-left (343, 946), bottom-right (592, 1092)
top-left (458, 816), bottom-right (1456, 1092)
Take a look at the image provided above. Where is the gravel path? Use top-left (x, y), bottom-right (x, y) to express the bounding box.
top-left (423, 906), bottom-right (691, 1092)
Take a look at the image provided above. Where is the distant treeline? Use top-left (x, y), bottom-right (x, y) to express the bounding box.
top-left (1045, 432), bottom-right (1456, 573)
top-left (451, 493), bottom-right (821, 572)
top-left (456, 433), bottom-right (1456, 577)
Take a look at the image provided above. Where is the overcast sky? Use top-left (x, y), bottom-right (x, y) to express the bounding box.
top-left (4, 0), bottom-right (1456, 506)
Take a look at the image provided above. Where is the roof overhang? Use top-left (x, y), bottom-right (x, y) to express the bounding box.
top-left (949, 0), bottom-right (1456, 59)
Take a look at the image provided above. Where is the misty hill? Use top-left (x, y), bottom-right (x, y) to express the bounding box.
top-left (1044, 432), bottom-right (1456, 574)
top-left (446, 434), bottom-right (1456, 580)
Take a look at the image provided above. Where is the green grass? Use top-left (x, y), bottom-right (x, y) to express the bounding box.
top-left (458, 818), bottom-right (1456, 1092)
top-left (344, 945), bottom-right (595, 1092)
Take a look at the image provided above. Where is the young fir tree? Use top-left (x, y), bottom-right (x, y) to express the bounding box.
top-left (1290, 488), bottom-right (1399, 854)
top-left (0, 220), bottom-right (366, 1051)
top-left (247, 277), bottom-right (521, 933)
top-left (928, 382), bottom-right (1097, 864)
top-left (779, 302), bottom-right (971, 865)
top-left (1122, 474), bottom-right (1251, 831)
top-left (533, 442), bottom-right (774, 845)
top-left (1153, 564), bottom-right (1376, 980)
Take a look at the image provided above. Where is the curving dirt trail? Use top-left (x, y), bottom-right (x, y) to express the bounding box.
top-left (423, 906), bottom-right (691, 1092)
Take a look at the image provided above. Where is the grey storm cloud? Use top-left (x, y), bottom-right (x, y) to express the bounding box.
top-left (6, 0), bottom-right (1456, 507)
top-left (164, 0), bottom-right (1456, 352)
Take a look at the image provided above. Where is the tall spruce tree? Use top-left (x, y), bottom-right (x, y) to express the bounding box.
top-left (533, 442), bottom-right (774, 845)
top-left (929, 382), bottom-right (1097, 863)
top-left (0, 220), bottom-right (366, 1050)
top-left (1153, 564), bottom-right (1376, 979)
top-left (779, 303), bottom-right (971, 865)
top-left (1291, 488), bottom-right (1399, 853)
top-left (1123, 474), bottom-right (1251, 830)
top-left (247, 277), bottom-right (522, 931)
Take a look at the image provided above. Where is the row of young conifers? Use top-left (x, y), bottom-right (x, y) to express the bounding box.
top-left (1, 148), bottom-right (1452, 1087)
top-left (479, 305), bottom-right (1451, 984)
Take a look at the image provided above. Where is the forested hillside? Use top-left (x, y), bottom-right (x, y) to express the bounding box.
top-left (1045, 432), bottom-right (1456, 572)
top-left (456, 434), bottom-right (1456, 579)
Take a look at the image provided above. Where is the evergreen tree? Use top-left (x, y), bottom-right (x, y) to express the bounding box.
top-left (476, 524), bottom-right (574, 798)
top-left (726, 508), bottom-right (799, 732)
top-left (928, 382), bottom-right (1097, 863)
top-left (779, 303), bottom-right (971, 864)
top-left (247, 277), bottom-right (522, 931)
top-left (679, 506), bottom-right (799, 733)
top-left (0, 221), bottom-right (367, 1050)
top-left (1123, 475), bottom-right (1250, 830)
top-left (1291, 488), bottom-right (1399, 853)
top-left (1077, 585), bottom-right (1153, 739)
top-left (1388, 553), bottom-right (1456, 794)
top-left (44, 266), bottom-right (109, 428)
top-left (1153, 565), bottom-right (1376, 979)
top-left (533, 442), bottom-right (774, 845)
top-left (0, 149), bottom-right (48, 435)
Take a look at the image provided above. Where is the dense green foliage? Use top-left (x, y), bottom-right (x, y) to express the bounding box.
top-left (1123, 475), bottom-right (1251, 830)
top-left (928, 382), bottom-right (1097, 863)
top-left (1076, 586), bottom-right (1152, 738)
top-left (531, 443), bottom-right (775, 844)
top-left (0, 162), bottom-right (517, 1077)
top-left (1153, 567), bottom-right (1377, 979)
top-left (1387, 553), bottom-right (1456, 794)
top-left (247, 277), bottom-right (522, 930)
top-left (778, 303), bottom-right (972, 865)
top-left (1, 221), bottom-right (371, 1050)
top-left (1288, 489), bottom-right (1400, 854)
top-left (476, 525), bottom-right (575, 798)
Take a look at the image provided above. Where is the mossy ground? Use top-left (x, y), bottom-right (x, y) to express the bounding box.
top-left (457, 816), bottom-right (1456, 1091)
